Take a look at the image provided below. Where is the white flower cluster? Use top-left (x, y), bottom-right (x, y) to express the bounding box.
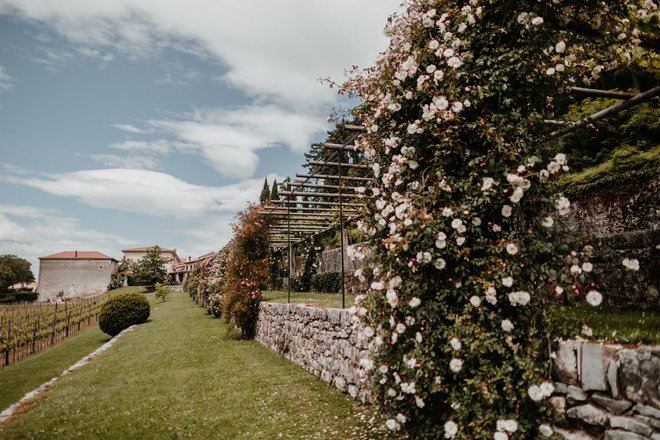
top-left (528, 381), bottom-right (554, 401)
top-left (495, 419), bottom-right (518, 440)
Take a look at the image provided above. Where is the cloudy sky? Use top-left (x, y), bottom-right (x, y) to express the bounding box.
top-left (0, 0), bottom-right (400, 274)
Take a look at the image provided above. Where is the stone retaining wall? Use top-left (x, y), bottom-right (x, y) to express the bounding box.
top-left (254, 302), bottom-right (372, 402)
top-left (565, 175), bottom-right (659, 310)
top-left (255, 303), bottom-right (659, 439)
top-left (551, 340), bottom-right (660, 439)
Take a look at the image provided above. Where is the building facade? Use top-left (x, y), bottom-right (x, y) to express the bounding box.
top-left (38, 251), bottom-right (118, 300)
top-left (121, 246), bottom-right (182, 273)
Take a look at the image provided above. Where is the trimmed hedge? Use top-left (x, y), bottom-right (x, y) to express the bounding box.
top-left (310, 272), bottom-right (341, 293)
top-left (99, 292), bottom-right (150, 337)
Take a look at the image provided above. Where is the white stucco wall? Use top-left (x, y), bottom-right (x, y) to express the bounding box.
top-left (38, 259), bottom-right (118, 300)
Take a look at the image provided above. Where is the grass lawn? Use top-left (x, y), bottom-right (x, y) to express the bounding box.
top-left (263, 290), bottom-right (356, 308)
top-left (559, 304), bottom-right (660, 345)
top-left (0, 291), bottom-right (392, 439)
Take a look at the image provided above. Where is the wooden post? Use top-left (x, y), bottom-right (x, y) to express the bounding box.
top-left (4, 320), bottom-right (10, 366)
top-left (32, 317), bottom-right (38, 354)
top-left (51, 303), bottom-right (57, 345)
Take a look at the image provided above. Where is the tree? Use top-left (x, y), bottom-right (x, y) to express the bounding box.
top-left (0, 255), bottom-right (34, 291)
top-left (259, 177), bottom-right (270, 204)
top-left (154, 283), bottom-right (170, 302)
top-left (270, 179), bottom-right (279, 201)
top-left (341, 0), bottom-right (653, 438)
top-left (131, 246), bottom-right (169, 292)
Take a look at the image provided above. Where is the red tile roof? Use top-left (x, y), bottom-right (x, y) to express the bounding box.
top-left (122, 246), bottom-right (176, 253)
top-left (39, 251), bottom-right (117, 260)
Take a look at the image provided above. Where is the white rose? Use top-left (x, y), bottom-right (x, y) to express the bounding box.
top-left (586, 290), bottom-right (602, 307)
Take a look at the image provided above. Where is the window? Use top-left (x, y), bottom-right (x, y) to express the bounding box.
top-left (99, 265), bottom-right (104, 271)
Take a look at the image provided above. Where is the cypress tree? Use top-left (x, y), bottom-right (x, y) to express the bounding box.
top-left (259, 177), bottom-right (270, 204)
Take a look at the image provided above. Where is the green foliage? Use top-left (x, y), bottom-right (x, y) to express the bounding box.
top-left (0, 255), bottom-right (34, 291)
top-left (187, 251), bottom-right (226, 317)
top-left (560, 144), bottom-right (660, 195)
top-left (131, 246), bottom-right (169, 291)
top-left (154, 283), bottom-right (170, 302)
top-left (221, 205), bottom-right (271, 339)
top-left (270, 179), bottom-right (279, 200)
top-left (559, 98), bottom-right (659, 172)
top-left (0, 291), bottom-right (39, 303)
top-left (98, 292), bottom-right (150, 337)
top-left (310, 272), bottom-right (342, 293)
top-left (260, 177), bottom-right (270, 204)
top-left (289, 277), bottom-right (306, 292)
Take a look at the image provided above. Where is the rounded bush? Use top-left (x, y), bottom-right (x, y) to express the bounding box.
top-left (99, 292), bottom-right (150, 336)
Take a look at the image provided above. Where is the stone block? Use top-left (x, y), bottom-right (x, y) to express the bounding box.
top-left (550, 396), bottom-right (567, 415)
top-left (651, 433), bottom-right (660, 440)
top-left (610, 416), bottom-right (653, 436)
top-left (554, 340), bottom-right (580, 384)
top-left (567, 385), bottom-right (589, 401)
top-left (555, 382), bottom-right (569, 394)
top-left (592, 393), bottom-right (633, 415)
top-left (604, 429), bottom-right (648, 440)
top-left (634, 414), bottom-right (660, 429)
top-left (567, 404), bottom-right (610, 426)
top-left (620, 348), bottom-right (660, 407)
top-left (609, 358), bottom-right (621, 398)
top-left (633, 403), bottom-right (660, 420)
top-left (582, 343), bottom-right (608, 392)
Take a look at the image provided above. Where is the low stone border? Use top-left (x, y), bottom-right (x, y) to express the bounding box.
top-left (0, 326), bottom-right (135, 425)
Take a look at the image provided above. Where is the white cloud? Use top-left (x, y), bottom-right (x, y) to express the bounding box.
top-left (0, 0), bottom-right (399, 107)
top-left (90, 153), bottom-right (161, 170)
top-left (147, 105), bottom-right (327, 178)
top-left (0, 204), bottom-right (135, 274)
top-left (0, 65), bottom-right (14, 90)
top-left (3, 167), bottom-right (281, 219)
top-left (112, 123), bottom-right (150, 134)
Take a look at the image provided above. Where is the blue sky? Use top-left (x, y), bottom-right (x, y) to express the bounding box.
top-left (0, 0), bottom-right (399, 274)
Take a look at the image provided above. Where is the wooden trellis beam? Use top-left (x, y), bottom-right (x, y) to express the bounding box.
top-left (550, 84), bottom-right (660, 138)
top-left (568, 86), bottom-right (636, 100)
top-left (308, 160), bottom-right (370, 169)
top-left (296, 173), bottom-right (373, 182)
top-left (322, 142), bottom-right (359, 152)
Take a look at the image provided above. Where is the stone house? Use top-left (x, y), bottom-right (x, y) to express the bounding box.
top-left (121, 246), bottom-right (182, 274)
top-left (38, 251), bottom-right (118, 300)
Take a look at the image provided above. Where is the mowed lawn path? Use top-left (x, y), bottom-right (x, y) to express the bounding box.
top-left (0, 293), bottom-right (389, 439)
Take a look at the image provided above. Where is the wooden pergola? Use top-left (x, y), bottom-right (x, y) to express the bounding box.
top-left (260, 124), bottom-right (372, 308)
top-left (259, 83), bottom-right (659, 307)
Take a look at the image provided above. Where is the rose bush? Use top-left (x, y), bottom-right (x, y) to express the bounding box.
top-left (341, 0), bottom-right (656, 438)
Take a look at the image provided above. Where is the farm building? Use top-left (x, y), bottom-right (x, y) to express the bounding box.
top-left (37, 251), bottom-right (118, 300)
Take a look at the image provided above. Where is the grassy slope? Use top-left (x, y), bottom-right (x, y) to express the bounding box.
top-left (0, 287), bottom-right (148, 409)
top-left (0, 326), bottom-right (109, 410)
top-left (0, 292), bottom-right (391, 440)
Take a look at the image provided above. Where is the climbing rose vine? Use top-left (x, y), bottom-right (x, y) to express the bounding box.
top-left (342, 0), bottom-right (657, 438)
top-left (221, 204), bottom-right (271, 339)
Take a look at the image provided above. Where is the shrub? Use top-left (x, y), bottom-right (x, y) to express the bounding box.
top-left (99, 293), bottom-right (150, 337)
top-left (154, 283), bottom-right (170, 302)
top-left (311, 272), bottom-right (341, 293)
top-left (221, 204), bottom-right (271, 339)
top-left (289, 277), bottom-right (306, 292)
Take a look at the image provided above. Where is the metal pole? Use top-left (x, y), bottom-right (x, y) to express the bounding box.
top-left (287, 194), bottom-right (291, 304)
top-left (338, 159), bottom-right (345, 309)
